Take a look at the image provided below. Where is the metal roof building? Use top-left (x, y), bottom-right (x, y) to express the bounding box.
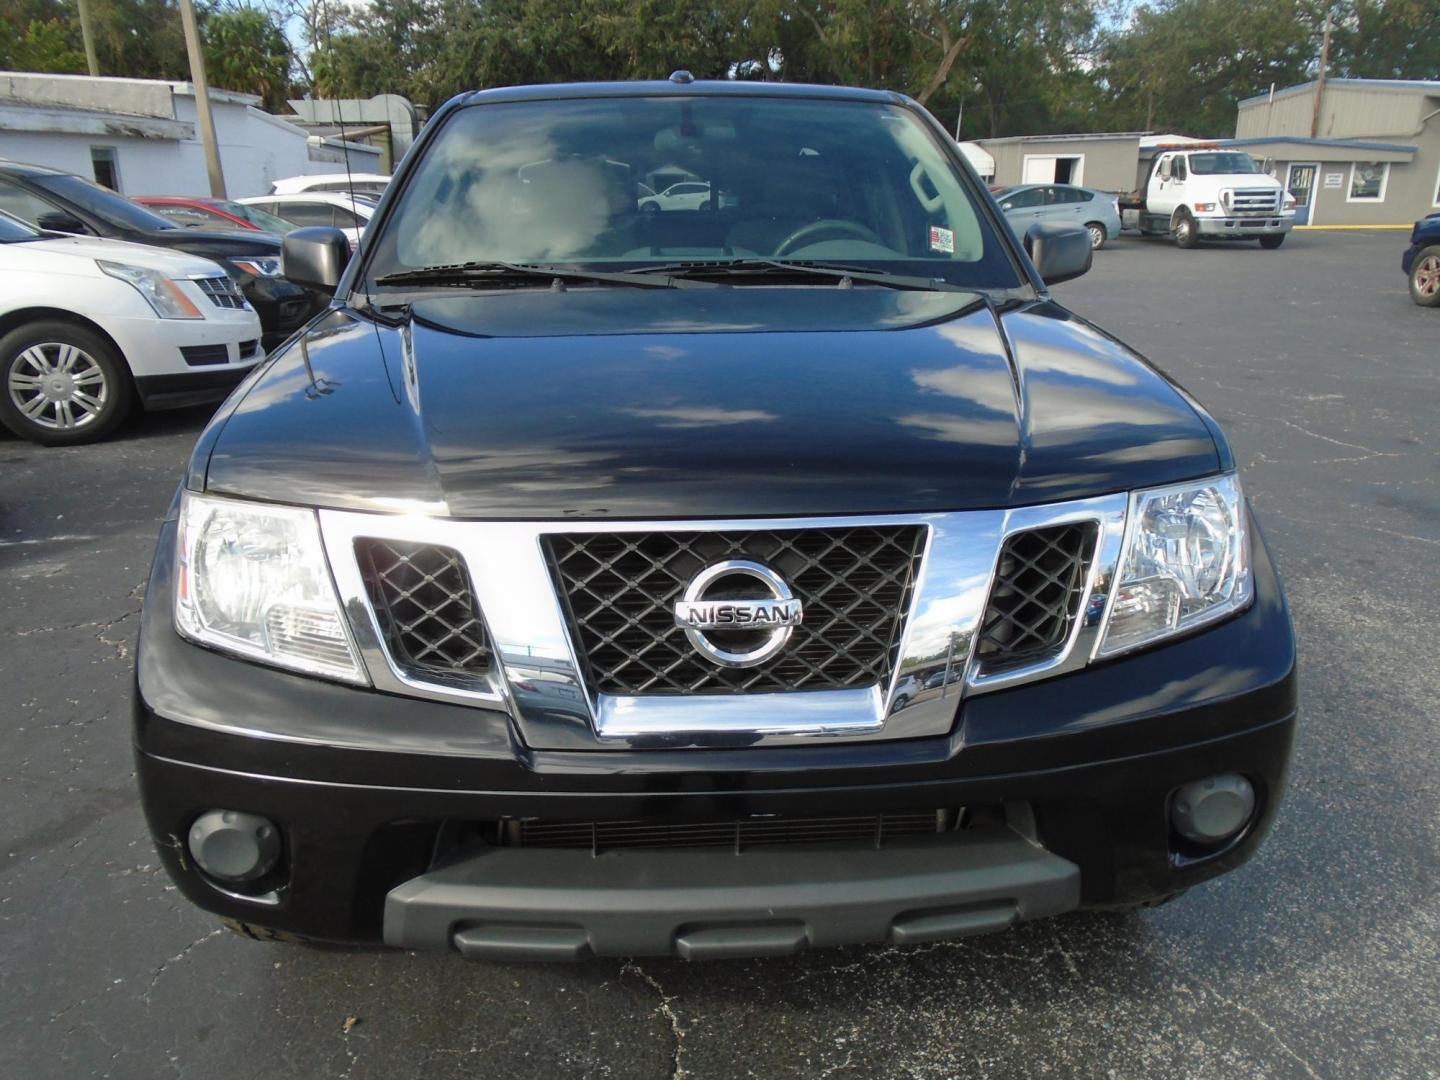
top-left (1234, 79), bottom-right (1438, 225)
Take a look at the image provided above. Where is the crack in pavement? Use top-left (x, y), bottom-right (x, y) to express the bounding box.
top-left (141, 929), bottom-right (225, 1006)
top-left (622, 959), bottom-right (688, 1079)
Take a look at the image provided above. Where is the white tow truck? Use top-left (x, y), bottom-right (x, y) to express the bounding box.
top-left (1119, 143), bottom-right (1296, 249)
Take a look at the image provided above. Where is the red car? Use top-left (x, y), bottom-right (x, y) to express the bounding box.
top-left (131, 196), bottom-right (297, 235)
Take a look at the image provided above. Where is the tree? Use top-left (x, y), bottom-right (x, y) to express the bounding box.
top-left (202, 7), bottom-right (291, 110)
top-left (0, 18), bottom-right (88, 73)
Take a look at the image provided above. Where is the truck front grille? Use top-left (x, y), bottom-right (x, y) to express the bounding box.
top-left (1228, 188), bottom-right (1281, 213)
top-left (355, 538), bottom-right (492, 682)
top-left (543, 525), bottom-right (926, 695)
top-left (976, 523), bottom-right (1097, 674)
top-left (509, 810), bottom-right (949, 854)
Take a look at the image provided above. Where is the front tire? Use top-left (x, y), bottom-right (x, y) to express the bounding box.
top-left (1085, 222), bottom-right (1107, 250)
top-left (1259, 234), bottom-right (1286, 250)
top-left (1173, 210), bottom-right (1199, 249)
top-left (0, 320), bottom-right (133, 445)
top-left (1409, 245), bottom-right (1440, 307)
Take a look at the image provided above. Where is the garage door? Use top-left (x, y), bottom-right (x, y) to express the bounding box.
top-left (1023, 156), bottom-right (1056, 184)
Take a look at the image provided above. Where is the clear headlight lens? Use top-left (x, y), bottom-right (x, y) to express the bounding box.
top-left (1097, 474), bottom-right (1252, 657)
top-left (228, 256), bottom-right (282, 277)
top-left (175, 493), bottom-right (366, 683)
top-left (97, 260), bottom-right (203, 319)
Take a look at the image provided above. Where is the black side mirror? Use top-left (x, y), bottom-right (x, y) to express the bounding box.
top-left (1025, 222), bottom-right (1092, 286)
top-left (282, 226), bottom-right (350, 295)
top-left (37, 211), bottom-right (88, 234)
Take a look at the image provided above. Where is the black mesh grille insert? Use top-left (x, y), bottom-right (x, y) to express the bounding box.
top-left (543, 526), bottom-right (927, 695)
top-left (976, 523), bottom-right (1097, 673)
top-left (355, 539), bottom-right (492, 681)
top-left (511, 811), bottom-right (946, 853)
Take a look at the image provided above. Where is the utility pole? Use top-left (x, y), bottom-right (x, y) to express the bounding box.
top-left (1310, 15), bottom-right (1332, 139)
top-left (178, 0), bottom-right (227, 198)
top-left (76, 0), bottom-right (99, 76)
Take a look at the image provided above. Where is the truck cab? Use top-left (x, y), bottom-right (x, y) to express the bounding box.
top-left (1125, 146), bottom-right (1296, 249)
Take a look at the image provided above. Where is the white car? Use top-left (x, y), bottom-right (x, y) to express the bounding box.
top-left (638, 181), bottom-right (714, 212)
top-left (236, 192), bottom-right (375, 248)
top-left (0, 210), bottom-right (262, 445)
top-left (271, 173), bottom-right (389, 197)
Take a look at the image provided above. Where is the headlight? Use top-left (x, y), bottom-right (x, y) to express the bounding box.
top-left (1097, 474), bottom-right (1252, 657)
top-left (228, 256), bottom-right (282, 277)
top-left (97, 260), bottom-right (203, 319)
top-left (175, 493), bottom-right (366, 683)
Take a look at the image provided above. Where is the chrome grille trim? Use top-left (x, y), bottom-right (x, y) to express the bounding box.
top-left (1226, 188), bottom-right (1281, 213)
top-left (543, 525), bottom-right (926, 696)
top-left (316, 494), bottom-right (1130, 748)
top-left (194, 274), bottom-right (247, 309)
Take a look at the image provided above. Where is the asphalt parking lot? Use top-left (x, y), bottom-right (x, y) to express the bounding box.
top-left (2, 228), bottom-right (1436, 1079)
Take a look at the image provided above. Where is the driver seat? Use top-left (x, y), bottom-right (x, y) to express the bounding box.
top-left (727, 159), bottom-right (839, 256)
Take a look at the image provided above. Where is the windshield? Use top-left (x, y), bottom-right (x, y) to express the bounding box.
top-left (368, 96), bottom-right (1020, 289)
top-left (0, 210), bottom-right (40, 243)
top-left (217, 200), bottom-right (297, 233)
top-left (31, 173), bottom-right (176, 232)
top-left (1188, 152), bottom-right (1261, 176)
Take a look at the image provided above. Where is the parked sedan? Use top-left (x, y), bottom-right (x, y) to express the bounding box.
top-left (133, 196), bottom-right (299, 236)
top-left (0, 161), bottom-right (315, 348)
top-left (1403, 212), bottom-right (1440, 307)
top-left (0, 210), bottom-right (261, 444)
top-left (237, 192), bottom-right (376, 249)
top-left (995, 183), bottom-right (1122, 250)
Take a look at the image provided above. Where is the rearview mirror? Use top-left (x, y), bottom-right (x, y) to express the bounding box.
top-left (282, 227), bottom-right (350, 295)
top-left (37, 211), bottom-right (88, 234)
top-left (1025, 222), bottom-right (1092, 286)
top-left (1159, 159), bottom-right (1172, 181)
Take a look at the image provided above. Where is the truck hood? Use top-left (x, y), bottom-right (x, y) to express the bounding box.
top-left (201, 288), bottom-right (1222, 518)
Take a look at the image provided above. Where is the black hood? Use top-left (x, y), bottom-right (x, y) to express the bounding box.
top-left (200, 287), bottom-right (1223, 518)
top-left (134, 228), bottom-right (283, 258)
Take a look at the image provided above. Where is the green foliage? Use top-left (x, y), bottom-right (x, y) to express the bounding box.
top-left (202, 7), bottom-right (291, 110)
top-left (2, 0), bottom-right (1437, 137)
top-left (0, 18), bottom-right (89, 73)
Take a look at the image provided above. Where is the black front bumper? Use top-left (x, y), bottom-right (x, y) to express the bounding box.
top-left (134, 521), bottom-right (1297, 957)
top-left (239, 276), bottom-right (319, 349)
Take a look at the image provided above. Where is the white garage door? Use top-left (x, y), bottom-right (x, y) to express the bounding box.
top-left (1023, 156), bottom-right (1056, 183)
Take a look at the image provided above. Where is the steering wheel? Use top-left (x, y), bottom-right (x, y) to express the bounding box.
top-left (774, 219), bottom-right (884, 257)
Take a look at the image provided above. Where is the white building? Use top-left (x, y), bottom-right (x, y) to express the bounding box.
top-left (0, 72), bottom-right (383, 199)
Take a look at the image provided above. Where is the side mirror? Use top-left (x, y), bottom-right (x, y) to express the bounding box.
top-left (37, 210), bottom-right (88, 234)
top-left (281, 226), bottom-right (350, 295)
top-left (1025, 222), bottom-right (1092, 286)
top-left (1158, 160), bottom-right (1172, 181)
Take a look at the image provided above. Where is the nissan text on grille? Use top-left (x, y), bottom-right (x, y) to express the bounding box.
top-left (135, 76), bottom-right (1297, 960)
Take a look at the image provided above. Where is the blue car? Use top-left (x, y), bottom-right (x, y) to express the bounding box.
top-left (1404, 213), bottom-right (1440, 307)
top-left (995, 183), bottom-right (1123, 250)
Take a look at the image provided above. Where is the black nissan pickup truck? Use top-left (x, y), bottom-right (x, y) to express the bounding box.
top-left (134, 77), bottom-right (1296, 961)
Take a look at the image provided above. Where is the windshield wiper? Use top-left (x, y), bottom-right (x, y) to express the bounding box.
top-left (374, 261), bottom-right (716, 290)
top-left (628, 258), bottom-right (975, 293)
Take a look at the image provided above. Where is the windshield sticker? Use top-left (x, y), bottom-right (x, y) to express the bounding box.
top-left (928, 225), bottom-right (954, 254)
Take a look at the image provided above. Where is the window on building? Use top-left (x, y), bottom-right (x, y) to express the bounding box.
top-left (91, 147), bottom-right (121, 191)
top-left (1347, 162), bottom-right (1388, 202)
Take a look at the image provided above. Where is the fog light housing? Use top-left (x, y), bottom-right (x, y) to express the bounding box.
top-left (188, 810), bottom-right (281, 883)
top-left (1171, 774), bottom-right (1255, 845)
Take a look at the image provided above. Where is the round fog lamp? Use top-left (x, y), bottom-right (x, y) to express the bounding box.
top-left (188, 809), bottom-right (281, 883)
top-left (1171, 774), bottom-right (1255, 844)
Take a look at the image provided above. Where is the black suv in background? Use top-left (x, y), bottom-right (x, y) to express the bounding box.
top-left (0, 161), bottom-right (315, 349)
top-left (135, 79), bottom-right (1296, 961)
